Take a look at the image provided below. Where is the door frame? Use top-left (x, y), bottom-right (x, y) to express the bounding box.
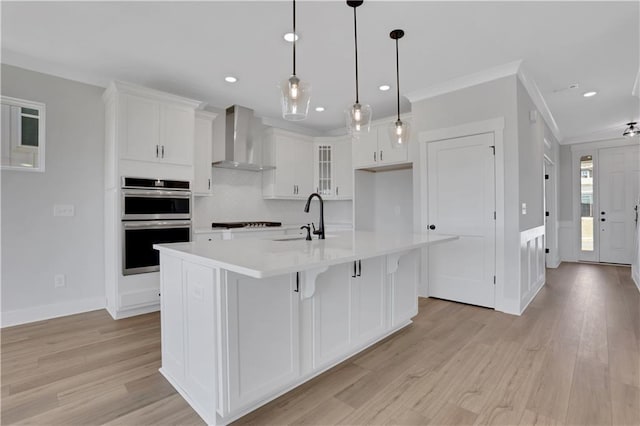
top-left (418, 117), bottom-right (505, 311)
top-left (570, 138), bottom-right (639, 263)
top-left (544, 154), bottom-right (560, 267)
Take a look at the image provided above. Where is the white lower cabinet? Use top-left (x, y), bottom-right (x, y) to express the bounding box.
top-left (159, 249), bottom-right (419, 425)
top-left (223, 272), bottom-right (300, 414)
top-left (311, 263), bottom-right (354, 369)
top-left (352, 257), bottom-right (387, 344)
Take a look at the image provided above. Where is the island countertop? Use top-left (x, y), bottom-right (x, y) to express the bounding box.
top-left (154, 231), bottom-right (457, 279)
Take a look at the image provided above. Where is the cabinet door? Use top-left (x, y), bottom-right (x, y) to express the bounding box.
top-left (311, 263), bottom-right (354, 369)
top-left (272, 133), bottom-right (298, 197)
top-left (352, 130), bottom-right (378, 169)
top-left (333, 138), bottom-right (353, 199)
top-left (183, 262), bottom-right (217, 412)
top-left (377, 126), bottom-right (408, 165)
top-left (295, 140), bottom-right (314, 197)
top-left (160, 104), bottom-right (194, 166)
top-left (314, 142), bottom-right (334, 197)
top-left (194, 114), bottom-right (214, 195)
top-left (120, 94), bottom-right (160, 162)
top-left (160, 254), bottom-right (185, 382)
top-left (352, 256), bottom-right (387, 345)
top-left (390, 250), bottom-right (419, 327)
top-left (225, 272), bottom-right (300, 413)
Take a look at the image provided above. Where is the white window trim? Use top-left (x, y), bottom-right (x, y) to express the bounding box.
top-left (1, 96), bottom-right (46, 172)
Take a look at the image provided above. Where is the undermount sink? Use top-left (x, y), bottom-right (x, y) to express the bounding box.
top-left (271, 235), bottom-right (338, 242)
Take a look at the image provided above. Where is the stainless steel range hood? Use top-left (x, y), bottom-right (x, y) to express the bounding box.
top-left (212, 105), bottom-right (274, 171)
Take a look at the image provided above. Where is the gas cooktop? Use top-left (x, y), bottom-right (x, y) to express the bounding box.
top-left (211, 221), bottom-right (282, 229)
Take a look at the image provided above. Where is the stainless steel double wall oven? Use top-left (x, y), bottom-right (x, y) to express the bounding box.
top-left (121, 177), bottom-right (191, 275)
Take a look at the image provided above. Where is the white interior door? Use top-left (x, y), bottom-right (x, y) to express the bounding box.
top-left (427, 132), bottom-right (496, 308)
top-left (598, 145), bottom-right (640, 264)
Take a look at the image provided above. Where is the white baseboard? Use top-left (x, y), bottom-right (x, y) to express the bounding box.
top-left (108, 303), bottom-right (160, 320)
top-left (520, 278), bottom-right (545, 315)
top-left (547, 256), bottom-right (561, 269)
top-left (1, 297), bottom-right (106, 328)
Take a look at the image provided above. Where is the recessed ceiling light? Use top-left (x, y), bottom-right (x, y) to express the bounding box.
top-left (583, 91), bottom-right (597, 97)
top-left (379, 84), bottom-right (391, 91)
top-left (315, 106), bottom-right (325, 112)
top-left (225, 76), bottom-right (237, 83)
top-left (283, 32), bottom-right (299, 43)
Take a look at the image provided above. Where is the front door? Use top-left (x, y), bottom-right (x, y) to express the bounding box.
top-left (427, 132), bottom-right (496, 308)
top-left (598, 145), bottom-right (640, 264)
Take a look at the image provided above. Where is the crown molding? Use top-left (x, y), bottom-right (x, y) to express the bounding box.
top-left (406, 59), bottom-right (563, 143)
top-left (405, 60), bottom-right (523, 104)
top-left (561, 126), bottom-right (627, 145)
top-left (516, 64), bottom-right (562, 143)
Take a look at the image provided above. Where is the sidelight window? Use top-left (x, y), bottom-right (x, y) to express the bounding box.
top-left (580, 155), bottom-right (594, 251)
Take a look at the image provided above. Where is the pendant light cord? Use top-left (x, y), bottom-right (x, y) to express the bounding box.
top-left (395, 38), bottom-right (400, 121)
top-left (292, 0), bottom-right (296, 76)
top-left (353, 6), bottom-right (359, 103)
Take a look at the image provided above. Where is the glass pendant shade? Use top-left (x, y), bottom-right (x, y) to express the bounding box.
top-left (345, 102), bottom-right (372, 137)
top-left (623, 121), bottom-right (639, 138)
top-left (389, 119), bottom-right (410, 149)
top-left (280, 75), bottom-right (311, 121)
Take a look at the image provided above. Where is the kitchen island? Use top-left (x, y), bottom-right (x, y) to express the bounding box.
top-left (154, 231), bottom-right (456, 425)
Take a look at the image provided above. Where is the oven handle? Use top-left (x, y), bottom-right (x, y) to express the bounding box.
top-left (122, 220), bottom-right (192, 230)
top-left (122, 189), bottom-right (192, 198)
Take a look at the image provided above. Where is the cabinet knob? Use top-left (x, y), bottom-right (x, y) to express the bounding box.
top-left (429, 224), bottom-right (436, 230)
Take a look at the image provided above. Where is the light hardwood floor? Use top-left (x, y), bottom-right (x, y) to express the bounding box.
top-left (2, 262), bottom-right (638, 425)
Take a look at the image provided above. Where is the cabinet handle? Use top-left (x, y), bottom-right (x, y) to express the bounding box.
top-left (380, 150), bottom-right (383, 161)
top-left (161, 145), bottom-right (165, 158)
top-left (357, 259), bottom-right (362, 277)
top-left (374, 151), bottom-right (377, 162)
top-left (295, 272), bottom-right (300, 292)
top-left (293, 185), bottom-right (296, 195)
top-left (156, 145), bottom-right (159, 158)
top-left (208, 179), bottom-right (211, 190)
top-left (336, 186), bottom-right (339, 196)
top-left (352, 261), bottom-right (357, 278)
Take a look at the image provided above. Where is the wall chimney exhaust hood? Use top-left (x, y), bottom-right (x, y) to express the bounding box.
top-left (212, 105), bottom-right (274, 171)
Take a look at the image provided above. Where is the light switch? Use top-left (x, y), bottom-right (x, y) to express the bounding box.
top-left (521, 203), bottom-right (527, 215)
top-left (53, 205), bottom-right (75, 217)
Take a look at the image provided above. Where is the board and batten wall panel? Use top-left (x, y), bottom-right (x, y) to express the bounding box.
top-left (1, 64), bottom-right (105, 326)
top-left (520, 226), bottom-right (546, 312)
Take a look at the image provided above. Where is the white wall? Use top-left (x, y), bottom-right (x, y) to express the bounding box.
top-left (410, 75), bottom-right (521, 313)
top-left (353, 169), bottom-right (413, 233)
top-left (193, 167), bottom-right (352, 229)
top-left (1, 64), bottom-right (105, 325)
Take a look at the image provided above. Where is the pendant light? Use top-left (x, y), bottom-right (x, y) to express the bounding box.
top-left (623, 121), bottom-right (639, 138)
top-left (345, 1), bottom-right (371, 137)
top-left (389, 29), bottom-right (410, 149)
top-left (280, 0), bottom-right (311, 121)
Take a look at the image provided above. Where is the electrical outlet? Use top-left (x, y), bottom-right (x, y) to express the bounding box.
top-left (53, 205), bottom-right (75, 217)
top-left (54, 274), bottom-right (66, 288)
top-left (521, 203), bottom-right (527, 215)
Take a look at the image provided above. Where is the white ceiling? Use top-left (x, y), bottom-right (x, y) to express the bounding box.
top-left (2, 1), bottom-right (638, 142)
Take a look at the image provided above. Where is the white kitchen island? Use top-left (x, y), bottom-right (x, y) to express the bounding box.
top-left (154, 231), bottom-right (456, 425)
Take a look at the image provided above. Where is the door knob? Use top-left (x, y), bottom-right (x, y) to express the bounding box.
top-left (429, 224), bottom-right (436, 230)
top-left (601, 218), bottom-right (606, 222)
top-left (601, 211), bottom-right (606, 215)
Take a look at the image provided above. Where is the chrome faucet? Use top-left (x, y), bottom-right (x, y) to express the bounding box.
top-left (304, 193), bottom-right (325, 239)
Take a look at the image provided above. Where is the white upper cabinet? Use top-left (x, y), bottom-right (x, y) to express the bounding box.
top-left (262, 128), bottom-right (313, 199)
top-left (160, 103), bottom-right (195, 166)
top-left (193, 110), bottom-right (217, 195)
top-left (313, 137), bottom-right (353, 200)
top-left (352, 120), bottom-right (409, 169)
top-left (105, 81), bottom-right (200, 168)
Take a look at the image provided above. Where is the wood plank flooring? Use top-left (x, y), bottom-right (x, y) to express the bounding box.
top-left (2, 262), bottom-right (638, 425)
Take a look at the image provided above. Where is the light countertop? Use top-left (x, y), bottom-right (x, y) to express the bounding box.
top-left (192, 223), bottom-right (352, 235)
top-left (155, 231), bottom-right (457, 279)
